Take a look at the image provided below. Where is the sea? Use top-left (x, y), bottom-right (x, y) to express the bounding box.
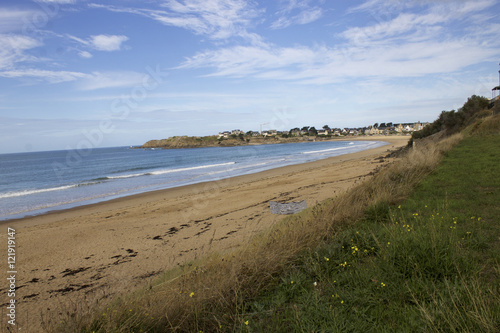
top-left (0, 140), bottom-right (387, 221)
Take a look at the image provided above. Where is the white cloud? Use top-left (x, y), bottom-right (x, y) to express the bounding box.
top-left (89, 0), bottom-right (262, 41)
top-left (295, 7), bottom-right (322, 24)
top-left (176, 0), bottom-right (499, 85)
top-left (179, 32), bottom-right (499, 85)
top-left (89, 34), bottom-right (128, 51)
top-left (0, 69), bottom-right (87, 83)
top-left (178, 44), bottom-right (322, 78)
top-left (77, 71), bottom-right (145, 90)
top-left (66, 33), bottom-right (129, 54)
top-left (35, 0), bottom-right (76, 4)
top-left (271, 7), bottom-right (322, 29)
top-left (0, 34), bottom-right (42, 70)
top-left (342, 0), bottom-right (498, 45)
top-left (271, 0), bottom-right (323, 29)
top-left (79, 50), bottom-right (93, 58)
top-left (348, 0), bottom-right (496, 16)
top-left (0, 68), bottom-right (146, 88)
top-left (0, 8), bottom-right (40, 33)
top-left (346, 0), bottom-right (402, 14)
top-left (161, 0), bottom-right (261, 39)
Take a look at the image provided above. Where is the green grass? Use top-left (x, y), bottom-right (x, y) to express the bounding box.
top-left (230, 134), bottom-right (500, 332)
top-left (53, 117), bottom-right (499, 332)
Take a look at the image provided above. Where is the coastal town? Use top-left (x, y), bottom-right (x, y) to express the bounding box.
top-left (218, 121), bottom-right (429, 139)
top-left (141, 121), bottom-right (429, 149)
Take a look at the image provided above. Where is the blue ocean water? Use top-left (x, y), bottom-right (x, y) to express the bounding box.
top-left (0, 140), bottom-right (387, 221)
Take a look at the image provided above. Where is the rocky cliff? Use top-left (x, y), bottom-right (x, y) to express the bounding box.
top-left (140, 135), bottom-right (328, 149)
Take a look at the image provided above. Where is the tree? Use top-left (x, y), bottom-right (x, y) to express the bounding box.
top-left (289, 127), bottom-right (300, 136)
top-left (373, 123), bottom-right (379, 128)
top-left (409, 94), bottom-right (490, 146)
top-left (309, 126), bottom-right (318, 135)
top-left (459, 95), bottom-right (489, 119)
top-left (323, 125), bottom-right (331, 131)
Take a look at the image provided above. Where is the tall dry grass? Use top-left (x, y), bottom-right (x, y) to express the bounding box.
top-left (50, 133), bottom-right (464, 332)
top-left (468, 113), bottom-right (500, 136)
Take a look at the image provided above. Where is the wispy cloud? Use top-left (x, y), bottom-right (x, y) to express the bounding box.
top-left (0, 68), bottom-right (87, 83)
top-left (76, 71), bottom-right (146, 90)
top-left (35, 0), bottom-right (76, 4)
top-left (0, 34), bottom-right (42, 70)
top-left (343, 0), bottom-right (498, 44)
top-left (0, 32), bottom-right (128, 84)
top-left (179, 0), bottom-right (499, 84)
top-left (179, 37), bottom-right (498, 84)
top-left (79, 50), bottom-right (93, 58)
top-left (0, 67), bottom-right (147, 89)
top-left (67, 34), bottom-right (129, 51)
top-left (348, 0), bottom-right (496, 17)
top-left (89, 0), bottom-right (262, 41)
top-left (271, 0), bottom-right (323, 29)
top-left (0, 8), bottom-right (40, 33)
top-left (178, 44), bottom-right (320, 77)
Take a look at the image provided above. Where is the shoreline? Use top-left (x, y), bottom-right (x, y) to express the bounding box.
top-left (1, 136), bottom-right (408, 330)
top-left (2, 136), bottom-right (406, 227)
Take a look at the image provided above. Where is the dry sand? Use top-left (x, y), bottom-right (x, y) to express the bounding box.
top-left (0, 136), bottom-right (409, 330)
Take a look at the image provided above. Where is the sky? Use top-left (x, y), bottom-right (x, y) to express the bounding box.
top-left (1, 0), bottom-right (499, 154)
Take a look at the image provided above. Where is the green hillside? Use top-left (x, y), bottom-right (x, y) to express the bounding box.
top-left (52, 99), bottom-right (500, 333)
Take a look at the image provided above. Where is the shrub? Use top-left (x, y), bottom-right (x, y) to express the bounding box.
top-left (410, 95), bottom-right (490, 145)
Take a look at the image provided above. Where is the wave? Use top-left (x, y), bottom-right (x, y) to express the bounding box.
top-left (105, 162), bottom-right (237, 179)
top-left (203, 159), bottom-right (287, 176)
top-left (0, 181), bottom-right (101, 199)
top-left (302, 146), bottom-right (352, 154)
top-left (0, 162), bottom-right (239, 199)
top-left (109, 165), bottom-right (165, 175)
top-left (302, 141), bottom-right (378, 155)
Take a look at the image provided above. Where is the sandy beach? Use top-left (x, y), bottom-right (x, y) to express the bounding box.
top-left (1, 136), bottom-right (408, 330)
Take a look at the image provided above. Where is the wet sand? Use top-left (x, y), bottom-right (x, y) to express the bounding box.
top-left (0, 136), bottom-right (409, 330)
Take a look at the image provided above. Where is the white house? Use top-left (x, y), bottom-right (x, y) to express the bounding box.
top-left (217, 131), bottom-right (231, 138)
top-left (262, 129), bottom-right (277, 137)
top-left (317, 129), bottom-right (330, 136)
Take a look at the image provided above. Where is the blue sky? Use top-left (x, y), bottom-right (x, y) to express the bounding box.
top-left (1, 0), bottom-right (499, 153)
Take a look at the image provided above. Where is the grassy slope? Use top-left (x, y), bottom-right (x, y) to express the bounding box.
top-left (54, 117), bottom-right (499, 332)
top-left (237, 128), bottom-right (500, 332)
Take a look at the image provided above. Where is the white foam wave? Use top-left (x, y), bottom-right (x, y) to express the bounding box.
top-left (0, 184), bottom-right (79, 199)
top-left (106, 172), bottom-right (145, 179)
top-left (302, 146), bottom-right (351, 154)
top-left (107, 162), bottom-right (237, 179)
top-left (204, 160), bottom-right (281, 176)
